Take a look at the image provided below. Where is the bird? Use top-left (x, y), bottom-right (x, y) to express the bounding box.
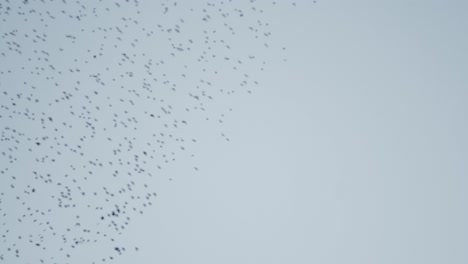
top-left (0, 0), bottom-right (308, 263)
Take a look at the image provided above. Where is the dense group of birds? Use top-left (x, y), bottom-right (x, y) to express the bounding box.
top-left (0, 0), bottom-right (313, 263)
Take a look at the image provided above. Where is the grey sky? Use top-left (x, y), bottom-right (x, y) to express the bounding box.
top-left (1, 1), bottom-right (468, 263)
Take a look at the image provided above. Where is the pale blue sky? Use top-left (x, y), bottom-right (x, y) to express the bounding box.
top-left (1, 1), bottom-right (467, 263)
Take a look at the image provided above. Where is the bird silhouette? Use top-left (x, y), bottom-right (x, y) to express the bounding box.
top-left (0, 0), bottom-right (310, 263)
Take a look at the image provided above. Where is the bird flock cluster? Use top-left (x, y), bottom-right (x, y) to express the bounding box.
top-left (0, 0), bottom-right (312, 263)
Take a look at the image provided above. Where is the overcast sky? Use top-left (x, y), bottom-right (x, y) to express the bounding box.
top-left (1, 1), bottom-right (468, 264)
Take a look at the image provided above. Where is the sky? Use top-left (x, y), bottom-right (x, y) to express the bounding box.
top-left (1, 1), bottom-right (468, 263)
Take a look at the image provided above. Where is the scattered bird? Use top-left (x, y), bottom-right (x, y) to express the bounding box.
top-left (0, 0), bottom-right (311, 263)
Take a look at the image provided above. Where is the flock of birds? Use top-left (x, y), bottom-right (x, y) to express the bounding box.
top-left (0, 0), bottom-right (314, 263)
